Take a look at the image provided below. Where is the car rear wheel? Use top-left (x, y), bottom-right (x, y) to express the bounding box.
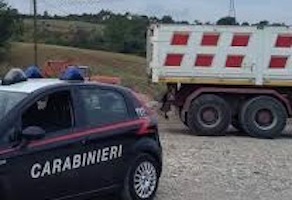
top-left (121, 154), bottom-right (160, 200)
top-left (239, 96), bottom-right (287, 138)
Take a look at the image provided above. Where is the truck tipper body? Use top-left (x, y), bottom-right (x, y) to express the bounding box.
top-left (147, 24), bottom-right (292, 138)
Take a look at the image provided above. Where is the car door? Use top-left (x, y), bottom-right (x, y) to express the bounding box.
top-left (73, 85), bottom-right (142, 193)
top-left (0, 88), bottom-right (89, 200)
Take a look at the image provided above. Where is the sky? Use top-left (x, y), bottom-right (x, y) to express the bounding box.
top-left (5, 0), bottom-right (292, 25)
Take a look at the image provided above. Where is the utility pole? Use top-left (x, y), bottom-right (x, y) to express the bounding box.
top-left (229, 0), bottom-right (236, 19)
top-left (33, 0), bottom-right (38, 66)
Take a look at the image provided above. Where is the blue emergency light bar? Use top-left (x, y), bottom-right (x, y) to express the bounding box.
top-left (1, 66), bottom-right (84, 86)
top-left (25, 66), bottom-right (43, 78)
top-left (60, 67), bottom-right (85, 81)
top-left (1, 68), bottom-right (27, 85)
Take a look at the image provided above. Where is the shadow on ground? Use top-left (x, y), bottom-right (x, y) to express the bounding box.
top-left (162, 123), bottom-right (292, 140)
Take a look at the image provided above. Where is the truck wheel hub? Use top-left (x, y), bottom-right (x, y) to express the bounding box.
top-left (200, 107), bottom-right (219, 126)
top-left (255, 109), bottom-right (274, 128)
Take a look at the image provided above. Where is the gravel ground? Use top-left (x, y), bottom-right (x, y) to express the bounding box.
top-left (155, 116), bottom-right (292, 200)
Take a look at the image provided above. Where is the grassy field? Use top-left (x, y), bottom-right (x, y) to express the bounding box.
top-left (0, 42), bottom-right (163, 97)
top-left (23, 19), bottom-right (104, 33)
top-left (21, 19), bottom-right (104, 44)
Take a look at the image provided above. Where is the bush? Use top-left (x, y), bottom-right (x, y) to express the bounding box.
top-left (0, 1), bottom-right (18, 61)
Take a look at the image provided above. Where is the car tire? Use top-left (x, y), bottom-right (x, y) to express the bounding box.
top-left (187, 94), bottom-right (231, 136)
top-left (121, 154), bottom-right (160, 200)
top-left (239, 96), bottom-right (287, 139)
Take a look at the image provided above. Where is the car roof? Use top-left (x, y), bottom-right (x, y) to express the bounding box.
top-left (0, 78), bottom-right (130, 94)
top-left (0, 79), bottom-right (67, 93)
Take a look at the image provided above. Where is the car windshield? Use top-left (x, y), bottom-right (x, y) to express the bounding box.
top-left (0, 91), bottom-right (27, 120)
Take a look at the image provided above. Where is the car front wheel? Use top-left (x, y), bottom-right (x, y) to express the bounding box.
top-left (121, 154), bottom-right (160, 200)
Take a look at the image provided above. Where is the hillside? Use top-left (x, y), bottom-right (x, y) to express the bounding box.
top-left (17, 16), bottom-right (148, 56)
top-left (23, 19), bottom-right (104, 33)
top-left (21, 19), bottom-right (104, 45)
top-left (1, 42), bottom-right (163, 96)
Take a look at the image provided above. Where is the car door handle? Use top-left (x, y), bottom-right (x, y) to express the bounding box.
top-left (0, 160), bottom-right (7, 166)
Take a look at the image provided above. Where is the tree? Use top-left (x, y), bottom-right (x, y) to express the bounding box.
top-left (254, 20), bottom-right (270, 29)
top-left (258, 20), bottom-right (269, 26)
top-left (149, 16), bottom-right (159, 23)
top-left (0, 1), bottom-right (16, 60)
top-left (103, 15), bottom-right (148, 55)
top-left (43, 11), bottom-right (49, 19)
top-left (161, 15), bottom-right (174, 24)
top-left (178, 21), bottom-right (189, 25)
top-left (216, 16), bottom-right (237, 25)
top-left (242, 22), bottom-right (250, 26)
top-left (194, 20), bottom-right (202, 25)
top-left (104, 16), bottom-right (130, 53)
top-left (271, 22), bottom-right (287, 27)
top-left (96, 10), bottom-right (113, 23)
top-left (72, 27), bottom-right (90, 48)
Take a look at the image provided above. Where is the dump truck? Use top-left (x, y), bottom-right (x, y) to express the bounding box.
top-left (147, 24), bottom-right (292, 138)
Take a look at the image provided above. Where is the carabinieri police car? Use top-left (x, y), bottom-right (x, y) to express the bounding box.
top-left (0, 67), bottom-right (162, 200)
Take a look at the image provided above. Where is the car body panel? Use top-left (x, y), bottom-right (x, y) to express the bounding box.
top-left (0, 79), bottom-right (162, 200)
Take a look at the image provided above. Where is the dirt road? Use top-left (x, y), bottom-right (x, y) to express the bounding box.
top-left (156, 117), bottom-right (292, 200)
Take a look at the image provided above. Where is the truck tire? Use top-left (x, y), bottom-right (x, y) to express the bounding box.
top-left (239, 96), bottom-right (287, 138)
top-left (187, 94), bottom-right (231, 136)
top-left (179, 108), bottom-right (188, 127)
top-left (232, 119), bottom-right (243, 132)
top-left (121, 154), bottom-right (160, 200)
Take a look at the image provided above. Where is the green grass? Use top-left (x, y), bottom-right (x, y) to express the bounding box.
top-left (23, 19), bottom-right (104, 32)
top-left (0, 42), bottom-right (164, 98)
top-left (21, 19), bottom-right (104, 43)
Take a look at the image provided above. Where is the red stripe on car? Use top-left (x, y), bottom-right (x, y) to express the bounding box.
top-left (0, 119), bottom-right (146, 155)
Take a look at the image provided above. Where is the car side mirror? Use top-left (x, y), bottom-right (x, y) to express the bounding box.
top-left (22, 126), bottom-right (46, 141)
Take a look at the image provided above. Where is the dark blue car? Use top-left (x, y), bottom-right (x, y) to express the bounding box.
top-left (0, 68), bottom-right (162, 200)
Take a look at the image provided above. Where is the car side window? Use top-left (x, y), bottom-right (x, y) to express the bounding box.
top-left (80, 88), bottom-right (130, 127)
top-left (21, 91), bottom-right (74, 134)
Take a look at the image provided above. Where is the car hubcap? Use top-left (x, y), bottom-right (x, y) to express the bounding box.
top-left (134, 161), bottom-right (157, 199)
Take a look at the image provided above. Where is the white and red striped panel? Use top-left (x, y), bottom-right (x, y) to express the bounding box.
top-left (164, 32), bottom-right (292, 69)
top-left (148, 25), bottom-right (292, 85)
top-left (270, 35), bottom-right (292, 69)
top-left (276, 35), bottom-right (292, 48)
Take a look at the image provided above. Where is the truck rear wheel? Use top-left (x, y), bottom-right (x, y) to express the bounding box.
top-left (179, 108), bottom-right (188, 127)
top-left (187, 94), bottom-right (231, 136)
top-left (239, 96), bottom-right (287, 139)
